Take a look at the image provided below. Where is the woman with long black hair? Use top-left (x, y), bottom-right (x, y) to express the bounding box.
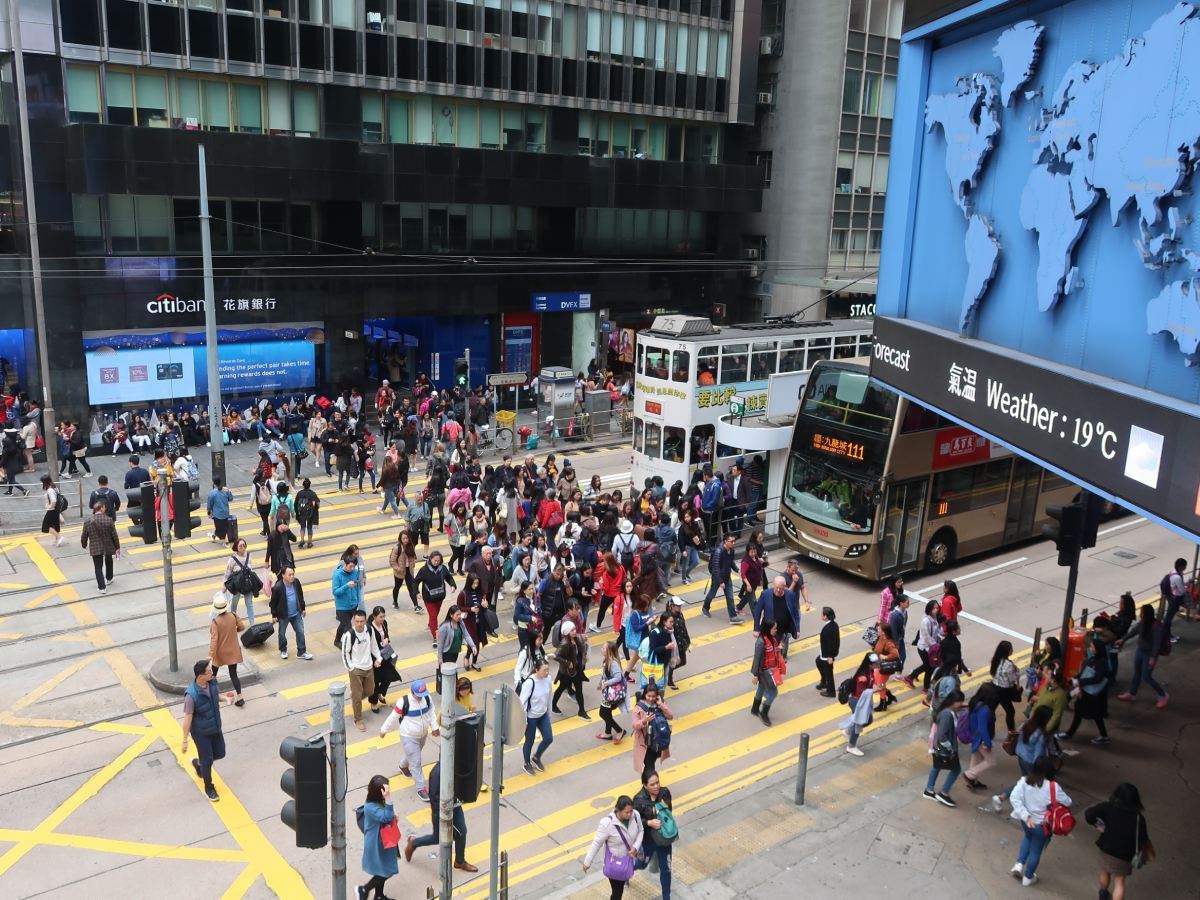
top-left (989, 640), bottom-right (1021, 732)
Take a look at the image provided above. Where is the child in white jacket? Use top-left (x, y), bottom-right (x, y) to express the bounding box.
top-left (1008, 756), bottom-right (1072, 887)
top-left (379, 679), bottom-right (439, 802)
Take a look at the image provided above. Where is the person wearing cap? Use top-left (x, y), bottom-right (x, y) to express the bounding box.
top-left (842, 653), bottom-right (880, 756)
top-left (551, 619), bottom-right (590, 720)
top-left (380, 679), bottom-right (440, 802)
top-left (208, 593), bottom-right (246, 707)
top-left (612, 518), bottom-right (641, 571)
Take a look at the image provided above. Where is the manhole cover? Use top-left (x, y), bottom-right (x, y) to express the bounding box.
top-left (1114, 550), bottom-right (1138, 559)
top-left (1089, 546), bottom-right (1151, 568)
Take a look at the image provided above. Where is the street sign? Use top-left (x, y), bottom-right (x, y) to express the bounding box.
top-left (730, 394), bottom-right (747, 417)
top-left (431, 352), bottom-right (440, 381)
top-left (487, 371), bottom-right (528, 388)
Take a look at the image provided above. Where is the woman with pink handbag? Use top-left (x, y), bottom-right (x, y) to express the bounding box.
top-left (582, 796), bottom-right (643, 899)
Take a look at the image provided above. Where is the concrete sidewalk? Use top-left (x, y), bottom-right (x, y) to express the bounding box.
top-left (539, 621), bottom-right (1200, 900)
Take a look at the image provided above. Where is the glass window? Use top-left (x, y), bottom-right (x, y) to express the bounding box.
top-left (610, 13), bottom-right (624, 56)
top-left (109, 195), bottom-right (136, 252)
top-left (932, 459), bottom-right (1012, 517)
top-left (388, 97), bottom-right (410, 142)
top-left (563, 6), bottom-right (577, 57)
top-left (204, 80), bottom-right (230, 130)
top-left (801, 366), bottom-right (897, 434)
top-left (834, 335), bottom-right (858, 359)
top-left (137, 195), bottom-right (171, 251)
top-left (66, 65), bottom-right (101, 124)
top-left (697, 346), bottom-right (718, 385)
top-left (873, 155), bottom-right (889, 194)
top-left (750, 341), bottom-right (777, 380)
top-left (648, 122), bottom-right (665, 159)
top-left (362, 92), bottom-right (384, 142)
top-left (690, 424), bottom-right (713, 468)
top-left (654, 21), bottom-right (666, 67)
top-left (854, 154), bottom-right (872, 193)
top-left (644, 422), bottom-right (662, 460)
top-left (502, 108), bottom-right (522, 149)
top-left (135, 72), bottom-right (169, 126)
top-left (716, 30), bottom-right (730, 77)
top-left (267, 81), bottom-right (291, 132)
top-left (294, 85), bottom-right (319, 134)
top-left (663, 426), bottom-right (685, 463)
top-left (331, 0), bottom-right (354, 28)
top-left (493, 205), bottom-right (513, 248)
top-left (233, 83), bottom-right (262, 133)
top-left (586, 9), bottom-right (601, 54)
top-left (720, 344), bottom-right (748, 383)
top-left (644, 345), bottom-right (671, 379)
top-left (524, 108), bottom-right (544, 151)
top-left (635, 342), bottom-right (644, 376)
top-left (177, 77), bottom-right (201, 125)
top-left (632, 17), bottom-right (646, 60)
top-left (842, 68), bottom-right (862, 113)
top-left (413, 95), bottom-right (433, 143)
top-left (805, 338), bottom-right (831, 369)
top-left (458, 103), bottom-right (479, 147)
top-left (675, 24), bottom-right (689, 73)
top-left (435, 101), bottom-right (455, 145)
top-left (848, 0), bottom-right (867, 30)
top-left (72, 195), bottom-right (103, 252)
top-left (881, 74), bottom-right (897, 118)
top-left (784, 453), bottom-right (877, 533)
top-left (862, 72), bottom-right (881, 115)
top-left (362, 201), bottom-right (377, 239)
top-left (611, 118), bottom-right (629, 157)
top-left (633, 416), bottom-right (643, 453)
top-left (469, 205), bottom-right (490, 247)
top-left (671, 349), bottom-right (690, 382)
top-left (400, 202), bottom-right (423, 250)
top-left (868, 0), bottom-right (888, 34)
top-left (515, 207), bottom-right (534, 249)
top-left (779, 339), bottom-right (804, 373)
top-left (231, 199), bottom-right (260, 250)
top-left (105, 71), bottom-right (134, 125)
top-left (481, 106), bottom-right (501, 148)
top-left (696, 29), bottom-right (710, 76)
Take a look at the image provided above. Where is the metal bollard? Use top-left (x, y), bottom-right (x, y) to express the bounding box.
top-left (425, 888), bottom-right (436, 899)
top-left (499, 850), bottom-right (509, 900)
top-left (793, 732), bottom-right (811, 806)
top-left (1032, 626), bottom-right (1042, 658)
top-left (1081, 608), bottom-right (1089, 629)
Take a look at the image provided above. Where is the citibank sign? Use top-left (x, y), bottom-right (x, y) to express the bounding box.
top-left (146, 293), bottom-right (204, 315)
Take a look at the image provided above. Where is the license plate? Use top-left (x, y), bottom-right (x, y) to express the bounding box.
top-left (808, 552), bottom-right (830, 565)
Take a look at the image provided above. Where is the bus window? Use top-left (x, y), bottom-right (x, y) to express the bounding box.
top-left (784, 453), bottom-right (876, 533)
top-left (931, 459), bottom-right (1012, 517)
top-left (690, 424), bottom-right (714, 468)
top-left (697, 346), bottom-right (719, 385)
top-left (899, 403), bottom-right (945, 432)
top-left (801, 366), bottom-right (897, 434)
top-left (806, 338), bottom-right (831, 369)
top-left (751, 340), bottom-right (777, 380)
top-left (1041, 471), bottom-right (1070, 493)
top-left (672, 349), bottom-right (690, 382)
top-left (779, 339), bottom-right (805, 373)
top-left (663, 425), bottom-right (686, 462)
top-left (644, 422), bottom-right (662, 459)
top-left (720, 344), bottom-right (748, 383)
top-left (634, 416), bottom-right (644, 452)
top-left (834, 335), bottom-right (858, 359)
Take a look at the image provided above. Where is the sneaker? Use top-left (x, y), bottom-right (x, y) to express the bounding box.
top-left (992, 795), bottom-right (1005, 812)
top-left (55, 537), bottom-right (64, 547)
top-left (1022, 875), bottom-right (1039, 887)
top-left (588, 624), bottom-right (599, 633)
top-left (191, 758), bottom-right (202, 779)
top-left (280, 651), bottom-right (288, 659)
top-left (729, 616), bottom-right (745, 625)
top-left (531, 756), bottom-right (546, 772)
top-left (902, 676), bottom-right (916, 689)
top-left (357, 886), bottom-right (368, 900)
top-left (205, 785), bottom-right (219, 802)
top-left (1091, 735), bottom-right (1111, 745)
top-left (1054, 732), bottom-right (1071, 741)
top-left (935, 792), bottom-right (957, 808)
top-left (922, 789), bottom-right (937, 801)
top-left (355, 719), bottom-right (365, 732)
top-left (300, 652), bottom-right (313, 660)
top-left (1011, 863), bottom-right (1024, 879)
top-left (1117, 692), bottom-right (1136, 702)
top-left (417, 788), bottom-right (430, 802)
top-left (99, 587), bottom-right (107, 595)
top-left (1156, 694), bottom-right (1169, 709)
top-left (846, 745), bottom-right (864, 756)
top-left (702, 608), bottom-right (712, 618)
top-left (523, 762), bottom-right (536, 776)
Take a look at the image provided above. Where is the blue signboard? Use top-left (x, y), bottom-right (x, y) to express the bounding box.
top-left (531, 292), bottom-right (592, 312)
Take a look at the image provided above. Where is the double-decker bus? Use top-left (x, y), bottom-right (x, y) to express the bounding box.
top-left (779, 357), bottom-right (1078, 579)
top-left (631, 317), bottom-right (875, 489)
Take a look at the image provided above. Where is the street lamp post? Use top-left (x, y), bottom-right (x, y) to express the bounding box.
top-left (198, 145), bottom-right (226, 486)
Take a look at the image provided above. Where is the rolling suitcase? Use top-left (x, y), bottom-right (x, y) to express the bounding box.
top-left (240, 621), bottom-right (275, 648)
top-left (226, 515), bottom-right (239, 547)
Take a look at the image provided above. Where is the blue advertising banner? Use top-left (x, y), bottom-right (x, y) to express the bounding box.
top-left (531, 292), bottom-right (592, 313)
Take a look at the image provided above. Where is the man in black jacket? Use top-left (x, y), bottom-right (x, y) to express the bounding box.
top-left (816, 607), bottom-right (840, 697)
top-left (269, 566), bottom-right (312, 660)
top-left (701, 534), bottom-right (744, 624)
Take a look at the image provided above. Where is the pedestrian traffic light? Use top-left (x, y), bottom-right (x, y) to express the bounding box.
top-left (1043, 502), bottom-right (1084, 567)
top-left (172, 480), bottom-right (201, 539)
top-left (455, 357), bottom-right (469, 389)
top-left (127, 483), bottom-right (157, 544)
top-left (280, 735), bottom-right (328, 849)
top-left (1079, 491), bottom-right (1105, 550)
top-left (454, 711), bottom-right (486, 803)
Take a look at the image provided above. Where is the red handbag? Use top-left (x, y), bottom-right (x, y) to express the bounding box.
top-left (1043, 782), bottom-right (1075, 836)
top-left (380, 819), bottom-right (401, 849)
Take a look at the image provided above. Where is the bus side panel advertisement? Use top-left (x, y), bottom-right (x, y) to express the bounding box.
top-left (869, 316), bottom-right (1200, 539)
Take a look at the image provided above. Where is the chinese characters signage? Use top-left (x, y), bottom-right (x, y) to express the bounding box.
top-left (644, 400), bottom-right (663, 416)
top-left (811, 432), bottom-right (867, 461)
top-left (932, 426), bottom-right (992, 470)
top-left (222, 297), bottom-right (279, 312)
top-left (635, 379), bottom-right (688, 401)
top-left (696, 385), bottom-right (768, 411)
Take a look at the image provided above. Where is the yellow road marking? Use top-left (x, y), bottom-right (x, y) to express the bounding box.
top-left (145, 708), bottom-right (313, 899)
top-left (90, 721), bottom-right (154, 736)
top-left (0, 731), bottom-right (157, 876)
top-left (51, 634), bottom-right (95, 643)
top-left (0, 633), bottom-right (21, 640)
top-left (220, 864), bottom-right (265, 899)
top-left (21, 537), bottom-right (68, 584)
top-left (23, 587), bottom-right (63, 609)
top-left (0, 827), bottom-right (249, 863)
top-left (0, 582), bottom-right (30, 590)
top-left (0, 654), bottom-right (95, 730)
top-left (101, 648), bottom-right (159, 710)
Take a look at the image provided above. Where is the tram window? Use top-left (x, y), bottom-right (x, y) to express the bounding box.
top-left (663, 425), bottom-right (686, 462)
top-left (636, 343), bottom-right (644, 376)
top-left (672, 349), bottom-right (690, 382)
top-left (716, 440), bottom-right (742, 459)
top-left (634, 416), bottom-right (644, 452)
top-left (690, 424), bottom-right (714, 468)
top-left (750, 340), bottom-right (777, 380)
top-left (806, 338), bottom-right (831, 368)
top-left (720, 343), bottom-right (748, 383)
top-left (779, 339), bottom-right (805, 373)
top-left (644, 422), bottom-right (662, 459)
top-left (834, 335), bottom-right (858, 359)
top-left (643, 345), bottom-right (670, 379)
top-left (857, 334), bottom-right (874, 355)
top-left (697, 346), bottom-right (718, 385)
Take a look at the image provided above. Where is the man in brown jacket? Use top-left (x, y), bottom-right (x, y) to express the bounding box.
top-left (81, 502), bottom-right (120, 595)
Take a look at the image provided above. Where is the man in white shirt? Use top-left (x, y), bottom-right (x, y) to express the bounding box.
top-left (379, 679), bottom-right (440, 801)
top-left (341, 609), bottom-right (381, 732)
top-left (1165, 556), bottom-right (1189, 633)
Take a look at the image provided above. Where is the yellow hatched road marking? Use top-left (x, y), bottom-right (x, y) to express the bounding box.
top-left (0, 827), bottom-right (249, 863)
top-left (23, 587), bottom-right (64, 609)
top-left (219, 864), bottom-right (265, 900)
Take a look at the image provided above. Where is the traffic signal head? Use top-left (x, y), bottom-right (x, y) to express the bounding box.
top-left (1079, 492), bottom-right (1104, 550)
top-left (280, 735), bottom-right (328, 849)
top-left (172, 480), bottom-right (202, 539)
top-left (1043, 502), bottom-right (1084, 567)
top-left (455, 357), bottom-right (469, 388)
top-left (127, 483), bottom-right (157, 544)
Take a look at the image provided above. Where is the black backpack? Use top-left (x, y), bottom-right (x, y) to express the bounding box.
top-left (837, 677), bottom-right (855, 706)
top-left (295, 492), bottom-right (315, 520)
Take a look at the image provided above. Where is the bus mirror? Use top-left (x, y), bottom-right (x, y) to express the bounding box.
top-left (835, 372), bottom-right (869, 405)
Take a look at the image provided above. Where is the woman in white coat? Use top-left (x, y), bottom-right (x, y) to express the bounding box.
top-left (582, 795), bottom-right (643, 900)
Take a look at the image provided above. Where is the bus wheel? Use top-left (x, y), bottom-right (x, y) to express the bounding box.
top-left (925, 531), bottom-right (956, 572)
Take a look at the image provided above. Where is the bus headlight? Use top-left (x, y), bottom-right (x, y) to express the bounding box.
top-left (846, 544), bottom-right (868, 558)
top-left (781, 517), bottom-right (798, 538)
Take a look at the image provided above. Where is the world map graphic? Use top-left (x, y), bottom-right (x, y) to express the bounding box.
top-left (924, 2), bottom-right (1200, 364)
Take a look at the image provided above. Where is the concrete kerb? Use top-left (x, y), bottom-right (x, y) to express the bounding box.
top-left (148, 653), bottom-right (261, 695)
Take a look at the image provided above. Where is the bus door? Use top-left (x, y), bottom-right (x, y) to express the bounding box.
top-left (1004, 458), bottom-right (1041, 542)
top-left (879, 479), bottom-right (928, 573)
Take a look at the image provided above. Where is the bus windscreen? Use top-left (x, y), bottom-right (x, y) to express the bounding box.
top-left (800, 367), bottom-right (897, 434)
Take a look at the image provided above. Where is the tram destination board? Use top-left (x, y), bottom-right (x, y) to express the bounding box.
top-left (488, 371), bottom-right (529, 388)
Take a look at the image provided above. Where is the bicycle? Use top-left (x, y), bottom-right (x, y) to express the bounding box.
top-left (476, 417), bottom-right (513, 452)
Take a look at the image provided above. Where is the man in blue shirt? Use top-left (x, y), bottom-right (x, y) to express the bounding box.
top-left (269, 566), bottom-right (311, 660)
top-left (206, 477), bottom-right (234, 544)
top-left (124, 454), bottom-right (150, 490)
top-left (700, 469), bottom-right (723, 549)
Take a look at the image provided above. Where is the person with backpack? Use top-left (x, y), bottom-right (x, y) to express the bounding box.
top-left (518, 660), bottom-right (555, 775)
top-left (905, 600), bottom-right (944, 693)
top-left (631, 681), bottom-right (674, 781)
top-left (40, 475), bottom-right (66, 547)
top-left (612, 520), bottom-right (641, 573)
top-left (269, 482), bottom-right (295, 526)
top-left (701, 533), bottom-right (744, 624)
top-left (633, 771), bottom-right (677, 900)
top-left (992, 705), bottom-right (1054, 813)
top-left (252, 467), bottom-right (274, 536)
top-left (1160, 557), bottom-right (1188, 635)
top-left (294, 478), bottom-right (319, 548)
top-left (89, 474), bottom-right (121, 520)
top-left (582, 796), bottom-right (643, 900)
top-left (1057, 632), bottom-right (1112, 745)
top-left (539, 565), bottom-right (569, 640)
top-left (750, 619), bottom-right (784, 726)
top-left (1009, 755), bottom-right (1073, 887)
top-left (841, 653), bottom-right (879, 756)
top-left (223, 538), bottom-right (260, 626)
top-left (415, 550), bottom-right (456, 647)
top-left (925, 688), bottom-right (967, 807)
top-left (426, 454), bottom-right (449, 532)
top-left (1116, 603), bottom-right (1170, 709)
top-left (379, 679), bottom-right (439, 801)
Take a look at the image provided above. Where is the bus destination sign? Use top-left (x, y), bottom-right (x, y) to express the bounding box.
top-left (812, 432), bottom-right (866, 462)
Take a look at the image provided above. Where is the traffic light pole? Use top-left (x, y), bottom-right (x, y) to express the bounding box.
top-left (439, 660), bottom-right (457, 899)
top-left (198, 145), bottom-right (226, 487)
top-left (328, 681), bottom-right (348, 900)
top-left (1058, 551), bottom-right (1081, 649)
top-left (488, 687), bottom-right (507, 900)
top-left (159, 470), bottom-right (178, 673)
